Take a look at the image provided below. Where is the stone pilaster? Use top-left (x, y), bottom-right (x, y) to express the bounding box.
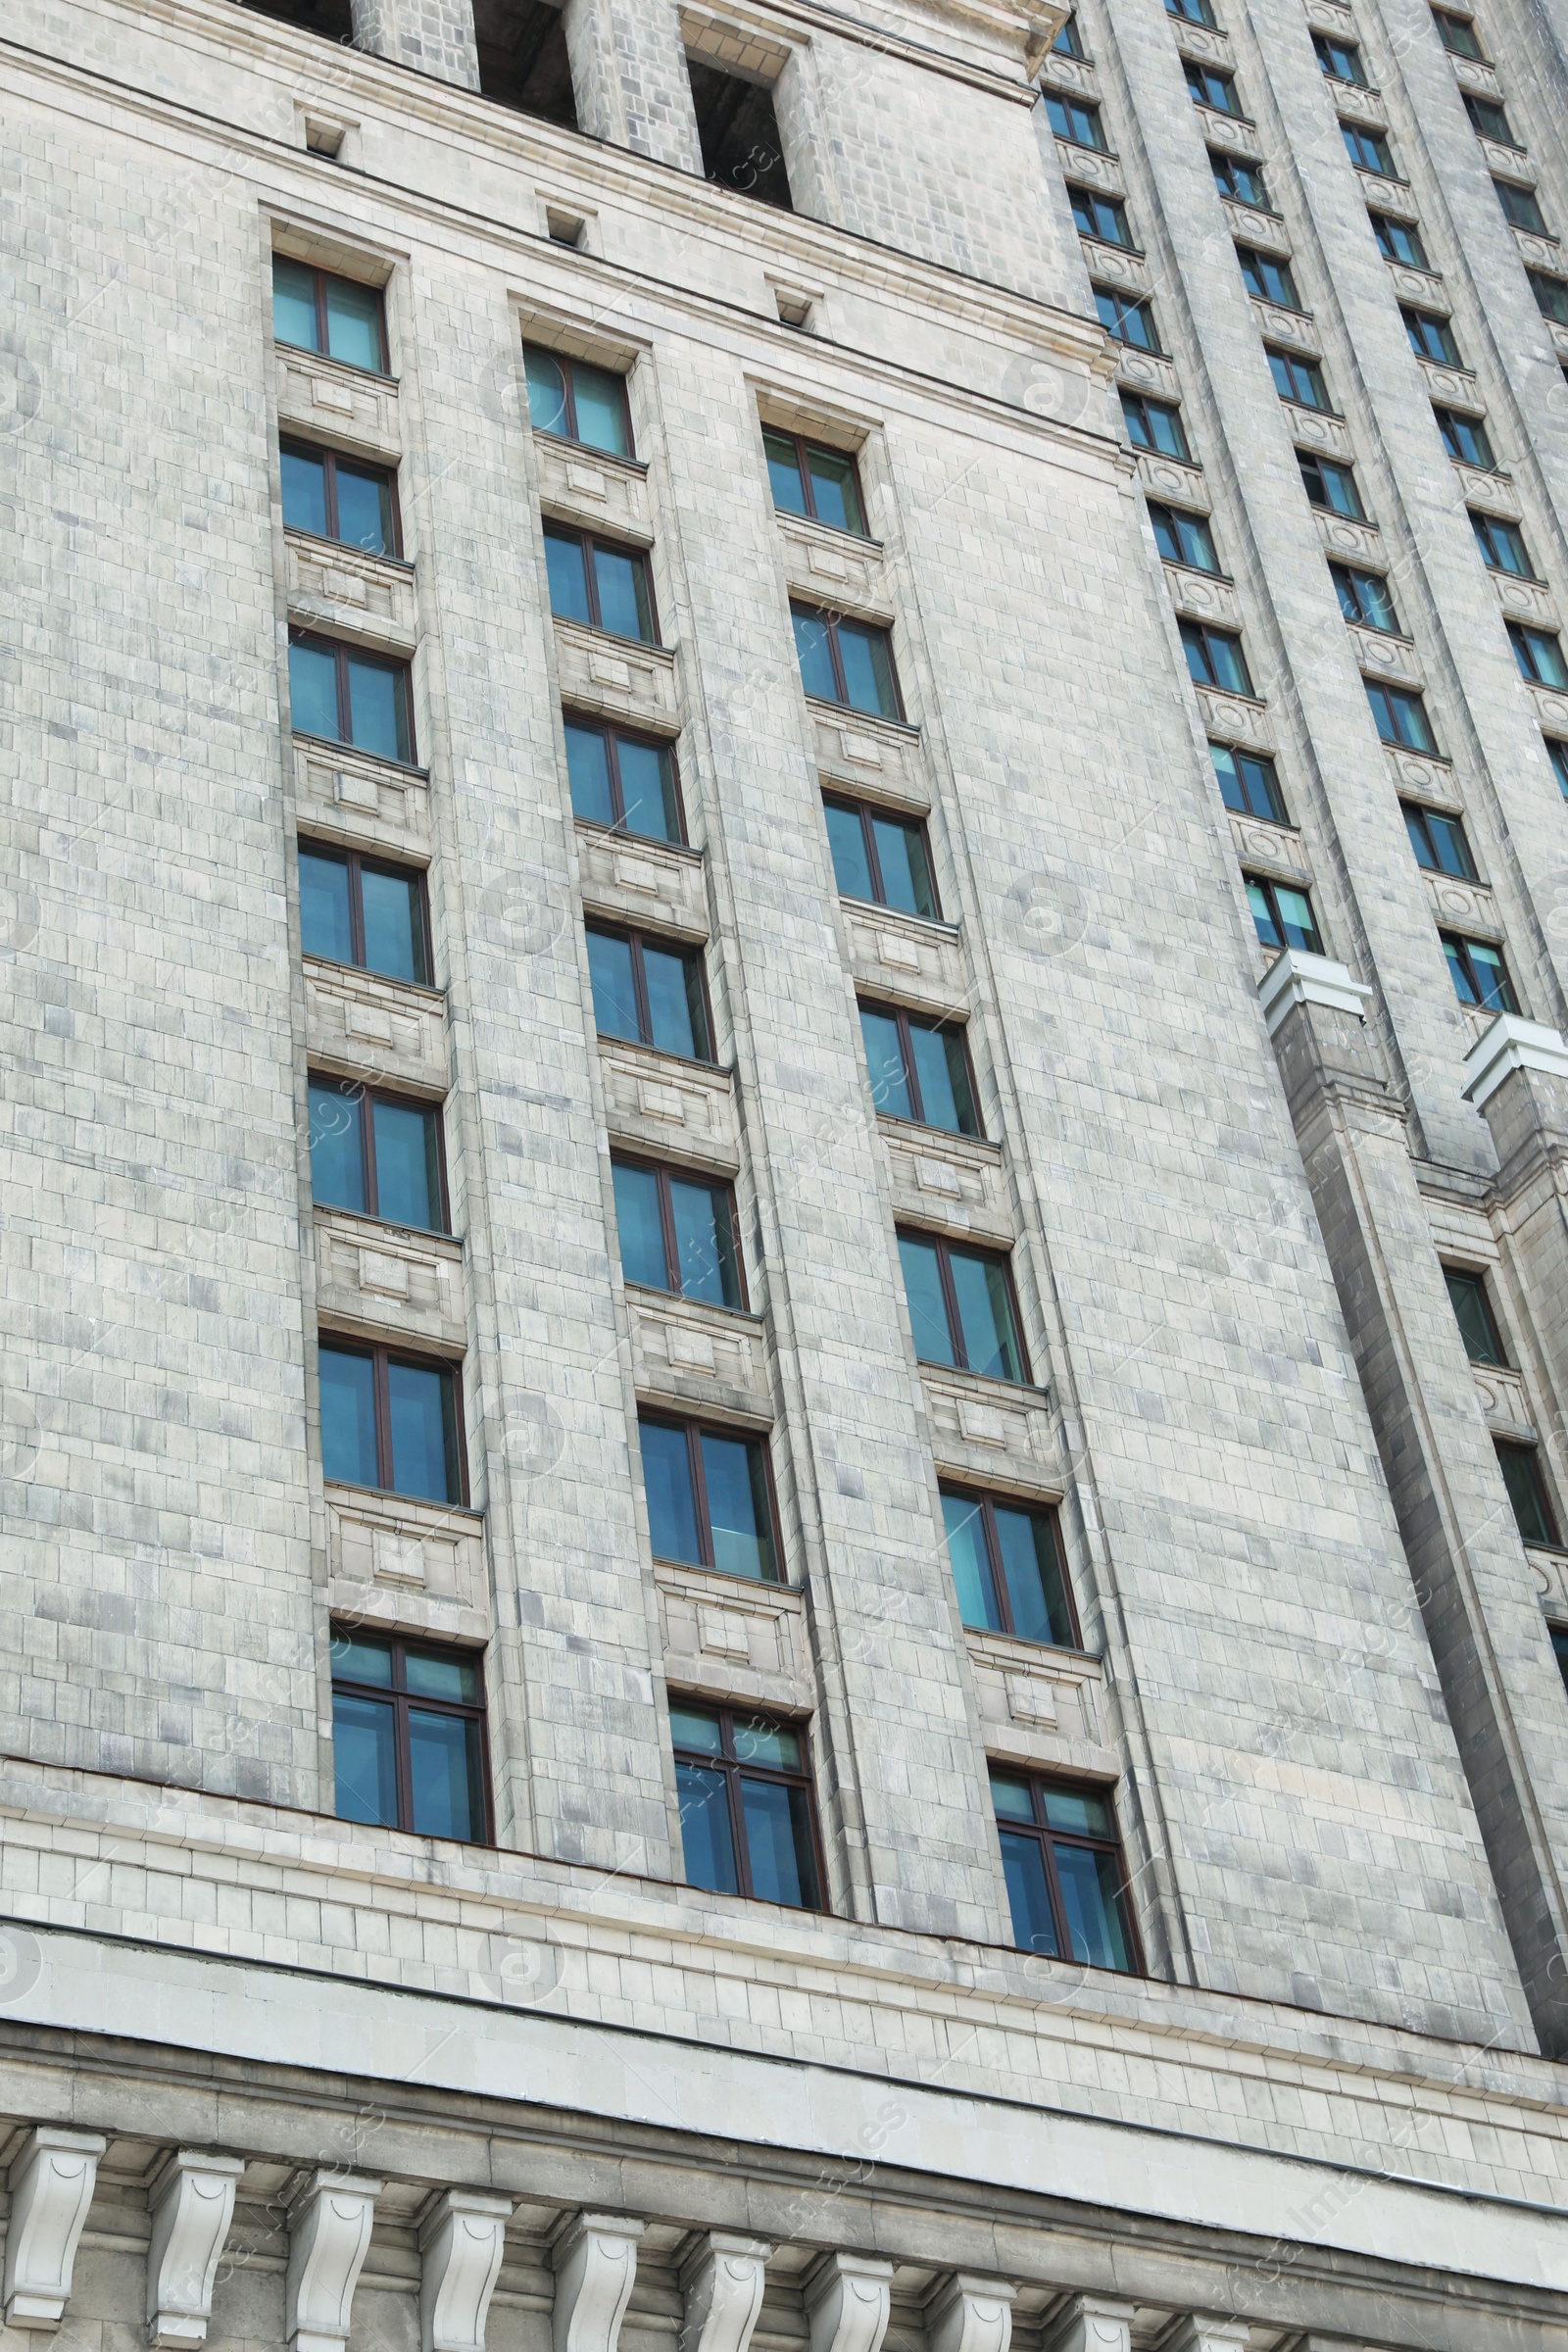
top-left (350, 0), bottom-right (479, 90)
top-left (562, 0), bottom-right (704, 170)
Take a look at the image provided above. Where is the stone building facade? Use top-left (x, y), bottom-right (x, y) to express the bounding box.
top-left (3, 0), bottom-right (1568, 2336)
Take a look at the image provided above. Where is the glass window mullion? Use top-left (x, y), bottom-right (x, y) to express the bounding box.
top-left (690, 1423), bottom-right (716, 1568)
top-left (935, 1242), bottom-right (967, 1369)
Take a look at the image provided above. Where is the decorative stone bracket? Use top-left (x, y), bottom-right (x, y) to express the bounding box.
top-left (805, 2253), bottom-right (894, 2352)
top-left (1044, 2295), bottom-right (1135, 2352)
top-left (285, 2170), bottom-right (383, 2352)
top-left (147, 2150), bottom-right (246, 2347)
top-left (679, 2233), bottom-right (772, 2352)
top-left (926, 2274), bottom-right (1016, 2352)
top-left (553, 2212), bottom-right (645, 2352)
top-left (418, 2189), bottom-right (514, 2352)
top-left (1, 2125), bottom-right (107, 2330)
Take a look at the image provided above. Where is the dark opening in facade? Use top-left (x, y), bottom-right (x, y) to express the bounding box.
top-left (687, 59), bottom-right (793, 208)
top-left (242, 0), bottom-right (355, 41)
top-left (474, 0), bottom-right (578, 127)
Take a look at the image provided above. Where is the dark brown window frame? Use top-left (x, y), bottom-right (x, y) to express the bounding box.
top-left (899, 1227), bottom-right (1032, 1383)
top-left (275, 260), bottom-right (391, 378)
top-left (940, 1484), bottom-right (1082, 1648)
top-left (1495, 1440), bottom-right (1562, 1549)
top-left (287, 627), bottom-right (418, 766)
top-left (670, 1700), bottom-right (827, 1910)
top-left (565, 711), bottom-right (687, 843)
top-left (297, 837), bottom-right (435, 986)
top-left (1245, 871), bottom-right (1323, 954)
top-left (280, 435), bottom-right (404, 558)
top-left (545, 522), bottom-right (661, 643)
top-left (638, 1410), bottom-right (782, 1578)
top-left (1442, 928), bottom-right (1519, 1010)
top-left (858, 998), bottom-right (983, 1138)
top-left (791, 602), bottom-right (906, 720)
top-left (1402, 800), bottom-right (1477, 879)
top-left (825, 794), bottom-right (941, 916)
top-left (523, 342), bottom-right (636, 455)
top-left (611, 1152), bottom-right (748, 1307)
top-left (1297, 448), bottom-right (1367, 517)
top-left (330, 1627), bottom-right (493, 1844)
top-left (309, 1071), bottom-right (451, 1233)
top-left (585, 920), bottom-right (715, 1062)
top-left (993, 1768), bottom-right (1145, 1975)
top-left (765, 428), bottom-right (869, 536)
top-left (320, 1335), bottom-right (469, 1507)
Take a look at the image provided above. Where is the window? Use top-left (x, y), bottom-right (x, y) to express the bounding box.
top-left (1401, 306), bottom-right (1460, 365)
top-left (941, 1491), bottom-right (1078, 1646)
top-left (686, 59), bottom-right (793, 208)
top-left (1529, 270), bottom-right (1568, 325)
top-left (792, 606), bottom-right (903, 719)
top-left (1045, 91), bottom-right (1107, 148)
top-left (1495, 177), bottom-right (1547, 232)
top-left (1442, 930), bottom-right (1517, 1010)
top-left (764, 431), bottom-right (867, 536)
top-left (612, 1157), bottom-right (744, 1308)
top-left (319, 1340), bottom-right (465, 1503)
top-left (824, 797), bottom-right (938, 917)
top-left (288, 632), bottom-right (414, 764)
top-left (1509, 622), bottom-right (1568, 688)
top-left (586, 924), bottom-right (712, 1060)
top-left (1370, 211), bottom-right (1431, 269)
top-left (299, 843), bottom-right (431, 984)
top-left (271, 255), bottom-right (387, 375)
top-left (859, 1003), bottom-right (981, 1137)
top-left (1434, 406), bottom-right (1495, 468)
top-left (1496, 1443), bottom-right (1559, 1548)
top-left (1444, 1265), bottom-right (1505, 1362)
top-left (1266, 346), bottom-right (1332, 409)
top-left (1548, 739), bottom-right (1568, 799)
top-left (1470, 510), bottom-right (1533, 577)
top-left (1432, 6), bottom-right (1485, 56)
top-left (1119, 391), bottom-right (1191, 460)
top-left (544, 525), bottom-right (657, 643)
top-left (309, 1078), bottom-right (447, 1232)
top-left (1365, 680), bottom-right (1438, 751)
top-left (898, 1233), bottom-right (1028, 1382)
top-left (1166, 0), bottom-right (1217, 23)
top-left (1403, 801), bottom-right (1476, 878)
top-left (1555, 1625), bottom-right (1568, 1692)
top-left (280, 440), bottom-right (400, 557)
top-left (565, 717), bottom-right (683, 843)
top-left (1463, 91), bottom-right (1518, 144)
top-left (475, 0), bottom-right (577, 127)
top-left (639, 1415), bottom-right (778, 1580)
top-left (1331, 562), bottom-right (1401, 632)
top-left (1313, 31), bottom-right (1367, 82)
top-left (1149, 501), bottom-right (1220, 571)
top-left (673, 1705), bottom-right (822, 1908)
top-left (1185, 59), bottom-right (1242, 113)
top-left (1180, 618), bottom-right (1254, 694)
top-left (1246, 874), bottom-right (1323, 955)
top-left (523, 345), bottom-right (632, 459)
top-left (1298, 450), bottom-right (1365, 516)
top-left (993, 1771), bottom-right (1140, 1973)
top-left (1209, 149), bottom-right (1269, 207)
top-left (1343, 121), bottom-right (1397, 175)
top-left (1238, 247), bottom-right (1303, 309)
top-left (331, 1632), bottom-right (488, 1841)
top-left (1053, 12), bottom-right (1085, 53)
top-left (1094, 285), bottom-right (1160, 351)
top-left (1211, 741), bottom-right (1287, 820)
top-left (1069, 186), bottom-right (1136, 247)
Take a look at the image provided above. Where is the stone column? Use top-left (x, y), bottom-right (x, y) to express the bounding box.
top-left (350, 0), bottom-right (480, 90)
top-left (561, 0), bottom-right (704, 169)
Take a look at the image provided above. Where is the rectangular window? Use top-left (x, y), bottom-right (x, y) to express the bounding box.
top-left (1209, 149), bottom-right (1269, 208)
top-left (673, 1704), bottom-right (822, 1908)
top-left (1246, 874), bottom-right (1322, 955)
top-left (544, 524), bottom-right (657, 643)
top-left (612, 1156), bottom-right (744, 1308)
top-left (824, 796), bottom-right (939, 917)
top-left (271, 255), bottom-right (388, 375)
top-left (1331, 562), bottom-right (1401, 632)
top-left (523, 344), bottom-right (633, 458)
top-left (1297, 450), bottom-right (1365, 516)
top-left (1370, 211), bottom-right (1431, 269)
top-left (1470, 509), bottom-right (1532, 575)
top-left (687, 58), bottom-right (793, 208)
top-left (763, 430), bottom-right (868, 536)
top-left (1495, 177), bottom-right (1547, 232)
top-left (1433, 6), bottom-right (1485, 56)
top-left (586, 924), bottom-right (712, 1060)
top-left (1166, 0), bottom-right (1216, 23)
top-left (1435, 406), bottom-right (1495, 468)
top-left (1184, 59), bottom-right (1242, 114)
top-left (1555, 1624), bottom-right (1568, 1692)
top-left (1094, 286), bottom-right (1160, 350)
top-left (791, 605), bottom-right (903, 719)
top-left (288, 631), bottom-right (414, 763)
top-left (1238, 246), bottom-right (1303, 310)
top-left (331, 1631), bottom-right (489, 1842)
top-left (1149, 501), bottom-right (1220, 571)
top-left (1444, 1265), bottom-right (1505, 1362)
top-left (1365, 679), bottom-right (1438, 751)
top-left (1402, 801), bottom-right (1476, 878)
top-left (280, 440), bottom-right (400, 557)
top-left (1548, 739), bottom-right (1568, 799)
top-left (1267, 346), bottom-right (1332, 409)
top-left (1343, 122), bottom-right (1397, 175)
top-left (1180, 617), bottom-right (1254, 695)
top-left (1053, 12), bottom-right (1085, 53)
top-left (1463, 90), bottom-right (1518, 144)
top-left (993, 1771), bottom-right (1140, 1972)
top-left (941, 1490), bottom-right (1078, 1646)
top-left (897, 1232), bottom-right (1028, 1382)
top-left (639, 1415), bottom-right (778, 1581)
top-left (1211, 741), bottom-right (1287, 820)
top-left (1529, 270), bottom-right (1568, 325)
top-left (1069, 186), bottom-right (1136, 247)
top-left (564, 716), bottom-right (683, 843)
top-left (1401, 306), bottom-right (1460, 365)
top-left (309, 1077), bottom-right (447, 1232)
top-left (1313, 31), bottom-right (1367, 82)
top-left (1509, 622), bottom-right (1568, 688)
top-left (1045, 92), bottom-right (1107, 149)
top-left (319, 1339), bottom-right (465, 1503)
top-left (298, 842), bottom-right (431, 984)
top-left (475, 1), bottom-right (578, 126)
top-left (1442, 930), bottom-right (1518, 1010)
top-left (1119, 391), bottom-right (1191, 460)
top-left (859, 1003), bottom-right (981, 1137)
top-left (1497, 1444), bottom-right (1560, 1547)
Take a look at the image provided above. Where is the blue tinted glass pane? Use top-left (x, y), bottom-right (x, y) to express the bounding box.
top-left (701, 1433), bottom-right (775, 1581)
top-left (733, 1718), bottom-right (801, 1769)
top-left (525, 346), bottom-right (570, 437)
top-left (859, 1007), bottom-right (914, 1120)
top-left (335, 464), bottom-right (394, 556)
top-left (614, 737), bottom-right (679, 841)
top-left (950, 1250), bottom-right (1022, 1381)
top-left (299, 851), bottom-right (354, 963)
top-left (545, 529), bottom-right (592, 623)
top-left (564, 722), bottom-right (614, 826)
top-left (1054, 1839), bottom-right (1135, 1970)
top-left (1468, 940), bottom-right (1511, 1008)
top-left (806, 447), bottom-right (865, 535)
top-left (740, 1778), bottom-right (819, 1908)
top-left (994, 1506), bottom-right (1074, 1645)
top-left (1000, 1827), bottom-right (1059, 1955)
top-left (571, 361), bottom-right (630, 457)
top-left (991, 1772), bottom-right (1035, 1822)
top-left (1444, 937), bottom-right (1477, 1004)
top-left (323, 275), bottom-right (385, 372)
top-left (309, 1081), bottom-right (366, 1214)
top-left (764, 432), bottom-right (808, 514)
top-left (1041, 1785), bottom-right (1113, 1835)
top-left (907, 1022), bottom-right (975, 1135)
top-left (942, 1493), bottom-right (1003, 1632)
top-left (408, 1707), bottom-right (485, 1841)
top-left (825, 803), bottom-right (875, 900)
top-left (1210, 744), bottom-right (1246, 812)
top-left (677, 1760), bottom-right (739, 1892)
top-left (346, 652), bottom-right (409, 762)
top-left (280, 446), bottom-right (329, 535)
top-left (669, 1175), bottom-right (740, 1307)
top-left (386, 1360), bottom-right (458, 1503)
top-left (360, 866), bottom-right (423, 983)
top-left (587, 929), bottom-right (640, 1042)
top-left (320, 1347), bottom-right (379, 1487)
top-left (837, 621), bottom-right (898, 716)
top-left (592, 546), bottom-right (652, 641)
top-left (642, 944), bottom-right (703, 1058)
top-left (330, 1632), bottom-right (393, 1686)
top-left (869, 813), bottom-right (935, 916)
top-left (1248, 882), bottom-right (1283, 950)
top-left (612, 1160), bottom-right (669, 1290)
top-left (372, 1100), bottom-right (440, 1230)
top-left (793, 609), bottom-right (839, 700)
top-left (899, 1234), bottom-right (954, 1365)
top-left (333, 1692), bottom-right (398, 1824)
top-left (641, 1420), bottom-right (701, 1563)
top-left (289, 639), bottom-right (340, 740)
top-left (1274, 886), bottom-right (1319, 954)
top-left (406, 1649), bottom-right (478, 1701)
top-left (272, 257), bottom-right (320, 352)
top-left (671, 1706), bottom-right (724, 1753)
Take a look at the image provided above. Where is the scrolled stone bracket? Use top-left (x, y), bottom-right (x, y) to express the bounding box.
top-left (285, 2169), bottom-right (384, 2352)
top-left (805, 2252), bottom-right (894, 2352)
top-left (146, 2149), bottom-right (246, 2348)
top-left (2, 2124), bottom-right (108, 2331)
top-left (553, 2211), bottom-right (645, 2352)
top-left (926, 2274), bottom-right (1017, 2352)
top-left (418, 2188), bottom-right (514, 2352)
top-left (679, 2231), bottom-right (772, 2352)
